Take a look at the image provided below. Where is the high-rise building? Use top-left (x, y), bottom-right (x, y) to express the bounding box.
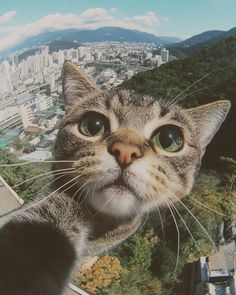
top-left (20, 60), bottom-right (29, 79)
top-left (58, 50), bottom-right (65, 65)
top-left (160, 48), bottom-right (169, 63)
top-left (3, 60), bottom-right (13, 93)
top-left (19, 104), bottom-right (35, 129)
top-left (35, 94), bottom-right (48, 112)
top-left (41, 46), bottom-right (49, 67)
top-left (78, 47), bottom-right (90, 60)
top-left (10, 54), bottom-right (19, 67)
top-left (0, 74), bottom-right (11, 95)
top-left (70, 49), bottom-right (79, 61)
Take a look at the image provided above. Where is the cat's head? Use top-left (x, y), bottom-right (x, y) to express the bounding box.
top-left (53, 61), bottom-right (230, 219)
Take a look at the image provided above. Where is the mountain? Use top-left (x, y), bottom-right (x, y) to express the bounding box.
top-left (174, 30), bottom-right (224, 47)
top-left (0, 27), bottom-right (182, 57)
top-left (155, 36), bottom-right (182, 44)
top-left (121, 35), bottom-right (236, 166)
top-left (167, 27), bottom-right (236, 57)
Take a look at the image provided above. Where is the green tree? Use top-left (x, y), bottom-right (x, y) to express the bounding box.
top-left (0, 150), bottom-right (50, 201)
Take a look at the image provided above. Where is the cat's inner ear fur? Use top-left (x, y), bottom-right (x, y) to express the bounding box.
top-left (186, 100), bottom-right (231, 148)
top-left (62, 60), bottom-right (100, 110)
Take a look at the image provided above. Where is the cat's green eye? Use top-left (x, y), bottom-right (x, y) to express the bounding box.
top-left (79, 112), bottom-right (109, 137)
top-left (152, 125), bottom-right (183, 152)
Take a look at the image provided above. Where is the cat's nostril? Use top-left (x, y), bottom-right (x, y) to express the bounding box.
top-left (131, 152), bottom-right (138, 160)
top-left (112, 149), bottom-right (120, 157)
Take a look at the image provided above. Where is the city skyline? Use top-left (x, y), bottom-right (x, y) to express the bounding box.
top-left (0, 0), bottom-right (236, 52)
top-left (0, 42), bottom-right (167, 137)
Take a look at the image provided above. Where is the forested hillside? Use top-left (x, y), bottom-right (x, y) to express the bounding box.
top-left (121, 36), bottom-right (236, 167)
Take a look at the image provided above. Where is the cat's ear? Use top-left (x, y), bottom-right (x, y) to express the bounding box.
top-left (186, 100), bottom-right (231, 148)
top-left (62, 60), bottom-right (100, 110)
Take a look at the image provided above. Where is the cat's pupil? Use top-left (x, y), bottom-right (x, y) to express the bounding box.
top-left (79, 112), bottom-right (108, 137)
top-left (160, 130), bottom-right (177, 148)
top-left (153, 126), bottom-right (183, 152)
top-left (88, 119), bottom-right (103, 135)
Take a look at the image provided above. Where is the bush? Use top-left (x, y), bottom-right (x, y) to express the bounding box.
top-left (75, 256), bottom-right (121, 294)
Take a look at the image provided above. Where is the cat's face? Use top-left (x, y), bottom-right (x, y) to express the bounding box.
top-left (53, 61), bottom-right (230, 218)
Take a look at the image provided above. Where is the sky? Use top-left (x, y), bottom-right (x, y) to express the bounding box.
top-left (0, 0), bottom-right (235, 52)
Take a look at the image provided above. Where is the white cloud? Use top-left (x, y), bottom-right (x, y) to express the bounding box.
top-left (0, 8), bottom-right (170, 52)
top-left (110, 8), bottom-right (118, 13)
top-left (133, 11), bottom-right (159, 25)
top-left (80, 7), bottom-right (109, 19)
top-left (0, 11), bottom-right (17, 24)
top-left (163, 17), bottom-right (171, 22)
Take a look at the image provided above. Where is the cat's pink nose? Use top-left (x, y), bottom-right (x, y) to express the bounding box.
top-left (110, 142), bottom-right (142, 168)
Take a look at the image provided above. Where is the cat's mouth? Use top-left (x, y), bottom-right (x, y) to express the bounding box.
top-left (100, 176), bottom-right (140, 199)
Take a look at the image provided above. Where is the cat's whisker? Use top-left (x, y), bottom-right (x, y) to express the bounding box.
top-left (157, 181), bottom-right (226, 266)
top-left (168, 73), bottom-right (209, 106)
top-left (166, 175), bottom-right (184, 187)
top-left (172, 85), bottom-right (211, 106)
top-left (54, 176), bottom-right (88, 203)
top-left (26, 170), bottom-right (77, 200)
top-left (0, 170), bottom-right (78, 219)
top-left (138, 210), bottom-right (150, 234)
top-left (161, 86), bottom-right (173, 107)
top-left (23, 173), bottom-right (84, 213)
top-left (42, 174), bottom-right (91, 214)
top-left (71, 180), bottom-right (88, 200)
top-left (169, 193), bottom-right (217, 252)
top-left (152, 179), bottom-right (218, 253)
top-left (156, 206), bottom-right (166, 243)
top-left (77, 179), bottom-right (96, 216)
top-left (167, 175), bottom-right (231, 218)
top-left (90, 179), bottom-right (99, 204)
top-left (0, 160), bottom-right (76, 167)
top-left (163, 198), bottom-right (180, 278)
top-left (187, 198), bottom-right (230, 218)
top-left (168, 199), bottom-right (202, 256)
top-left (76, 179), bottom-right (94, 206)
top-left (12, 168), bottom-right (76, 189)
top-left (79, 187), bottom-right (93, 214)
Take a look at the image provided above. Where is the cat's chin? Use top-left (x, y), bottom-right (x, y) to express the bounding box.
top-left (86, 186), bottom-right (140, 218)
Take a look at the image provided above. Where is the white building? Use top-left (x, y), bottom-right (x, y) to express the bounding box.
top-left (146, 52), bottom-right (153, 59)
top-left (0, 106), bottom-right (22, 130)
top-left (78, 47), bottom-right (90, 60)
top-left (19, 104), bottom-right (35, 129)
top-left (58, 50), bottom-right (65, 65)
top-left (101, 69), bottom-right (117, 83)
top-left (161, 48), bottom-right (169, 63)
top-left (35, 94), bottom-right (53, 112)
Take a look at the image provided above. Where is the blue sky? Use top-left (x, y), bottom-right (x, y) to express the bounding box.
top-left (0, 0), bottom-right (235, 52)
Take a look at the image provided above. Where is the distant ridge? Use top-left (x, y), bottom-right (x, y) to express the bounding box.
top-left (167, 27), bottom-right (236, 57)
top-left (0, 27), bottom-right (182, 58)
top-left (173, 30), bottom-right (224, 47)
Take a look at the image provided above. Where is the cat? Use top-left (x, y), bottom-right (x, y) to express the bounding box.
top-left (0, 60), bottom-right (231, 295)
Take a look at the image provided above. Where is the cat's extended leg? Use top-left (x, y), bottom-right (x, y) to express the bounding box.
top-left (0, 219), bottom-right (76, 295)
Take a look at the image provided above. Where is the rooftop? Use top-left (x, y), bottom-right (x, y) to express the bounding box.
top-left (0, 176), bottom-right (24, 227)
